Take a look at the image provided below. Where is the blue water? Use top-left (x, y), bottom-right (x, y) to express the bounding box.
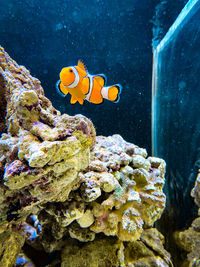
top-left (0, 0), bottom-right (187, 153)
top-left (152, 0), bottom-right (200, 230)
top-left (0, 0), bottom-right (156, 152)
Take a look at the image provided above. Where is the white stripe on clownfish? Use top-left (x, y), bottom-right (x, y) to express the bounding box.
top-left (67, 67), bottom-right (80, 88)
top-left (101, 86), bottom-right (109, 99)
top-left (85, 74), bottom-right (93, 101)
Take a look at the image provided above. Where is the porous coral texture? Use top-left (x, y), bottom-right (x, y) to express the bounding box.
top-left (0, 46), bottom-right (95, 264)
top-left (37, 134), bottom-right (166, 253)
top-left (0, 229), bottom-right (25, 267)
top-left (175, 172), bottom-right (200, 266)
top-left (82, 135), bottom-right (166, 242)
top-left (61, 228), bottom-right (172, 267)
top-left (61, 237), bottom-right (124, 267)
top-left (0, 46), bottom-right (169, 266)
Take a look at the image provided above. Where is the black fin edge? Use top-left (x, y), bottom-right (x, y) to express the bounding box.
top-left (113, 84), bottom-right (122, 103)
top-left (96, 74), bottom-right (107, 86)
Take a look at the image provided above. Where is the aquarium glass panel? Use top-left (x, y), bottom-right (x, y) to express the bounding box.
top-left (152, 0), bottom-right (200, 228)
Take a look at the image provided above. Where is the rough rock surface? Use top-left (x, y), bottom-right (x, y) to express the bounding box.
top-left (35, 134), bottom-right (166, 254)
top-left (0, 46), bottom-right (170, 266)
top-left (62, 228), bottom-right (172, 267)
top-left (174, 172), bottom-right (200, 266)
top-left (0, 46), bottom-right (95, 266)
top-left (0, 229), bottom-right (25, 267)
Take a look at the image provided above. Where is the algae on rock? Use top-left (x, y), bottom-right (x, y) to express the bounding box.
top-left (61, 229), bottom-right (172, 267)
top-left (0, 45), bottom-right (95, 266)
top-left (175, 172), bottom-right (200, 266)
top-left (0, 230), bottom-right (25, 267)
top-left (0, 46), bottom-right (170, 267)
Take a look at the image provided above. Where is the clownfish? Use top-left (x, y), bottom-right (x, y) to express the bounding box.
top-left (56, 60), bottom-right (122, 105)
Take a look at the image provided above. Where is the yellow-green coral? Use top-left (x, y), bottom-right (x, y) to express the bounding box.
top-left (0, 45), bottom-right (95, 237)
top-left (174, 172), bottom-right (200, 266)
top-left (0, 46), bottom-right (170, 266)
top-left (39, 135), bottom-right (166, 246)
top-left (0, 230), bottom-right (25, 267)
top-left (82, 136), bottom-right (166, 242)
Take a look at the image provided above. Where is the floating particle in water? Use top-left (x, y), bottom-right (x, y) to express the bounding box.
top-left (55, 23), bottom-right (63, 31)
top-left (178, 81), bottom-right (186, 89)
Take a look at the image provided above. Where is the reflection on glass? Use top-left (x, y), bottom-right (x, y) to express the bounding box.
top-left (152, 0), bottom-right (200, 230)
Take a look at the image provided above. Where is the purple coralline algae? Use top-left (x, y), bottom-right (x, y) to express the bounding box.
top-left (0, 46), bottom-right (171, 266)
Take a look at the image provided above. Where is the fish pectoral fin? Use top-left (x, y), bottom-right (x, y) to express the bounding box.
top-left (77, 98), bottom-right (84, 105)
top-left (60, 83), bottom-right (69, 95)
top-left (70, 95), bottom-right (84, 105)
top-left (94, 74), bottom-right (107, 87)
top-left (70, 95), bottom-right (78, 104)
top-left (78, 60), bottom-right (88, 73)
top-left (56, 80), bottom-right (68, 97)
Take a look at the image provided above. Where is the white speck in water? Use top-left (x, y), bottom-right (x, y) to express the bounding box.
top-left (55, 23), bottom-right (63, 31)
top-left (72, 11), bottom-right (78, 17)
top-left (178, 81), bottom-right (186, 89)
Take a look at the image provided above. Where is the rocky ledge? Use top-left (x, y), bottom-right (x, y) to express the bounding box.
top-left (0, 46), bottom-right (171, 267)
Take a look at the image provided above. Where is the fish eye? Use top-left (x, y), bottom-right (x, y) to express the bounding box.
top-left (69, 69), bottom-right (73, 73)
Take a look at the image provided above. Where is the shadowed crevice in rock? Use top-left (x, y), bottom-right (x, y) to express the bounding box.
top-left (0, 72), bottom-right (7, 135)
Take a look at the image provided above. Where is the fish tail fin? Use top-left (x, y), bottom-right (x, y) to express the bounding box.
top-left (56, 80), bottom-right (68, 97)
top-left (101, 84), bottom-right (122, 103)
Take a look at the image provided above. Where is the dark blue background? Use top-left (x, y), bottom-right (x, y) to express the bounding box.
top-left (0, 0), bottom-right (186, 153)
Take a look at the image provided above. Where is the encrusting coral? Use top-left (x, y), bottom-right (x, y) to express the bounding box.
top-left (0, 46), bottom-right (171, 266)
top-left (62, 228), bottom-right (172, 267)
top-left (0, 46), bottom-right (95, 266)
top-left (174, 172), bottom-right (200, 266)
top-left (79, 135), bottom-right (166, 242)
top-left (34, 134), bottom-right (167, 256)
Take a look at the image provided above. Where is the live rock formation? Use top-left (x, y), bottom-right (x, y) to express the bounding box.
top-left (62, 228), bottom-right (172, 267)
top-left (0, 46), bottom-right (95, 266)
top-left (0, 46), bottom-right (170, 266)
top-left (175, 172), bottom-right (200, 266)
top-left (34, 134), bottom-right (167, 254)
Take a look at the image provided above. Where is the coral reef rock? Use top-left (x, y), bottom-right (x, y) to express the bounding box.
top-left (0, 229), bottom-right (25, 267)
top-left (35, 134), bottom-right (167, 254)
top-left (0, 45), bottom-right (95, 226)
top-left (62, 229), bottom-right (172, 267)
top-left (82, 135), bottom-right (166, 242)
top-left (0, 46), bottom-right (170, 266)
top-left (0, 45), bottom-right (95, 265)
top-left (175, 172), bottom-right (200, 266)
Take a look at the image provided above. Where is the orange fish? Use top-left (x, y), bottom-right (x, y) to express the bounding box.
top-left (56, 60), bottom-right (122, 104)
